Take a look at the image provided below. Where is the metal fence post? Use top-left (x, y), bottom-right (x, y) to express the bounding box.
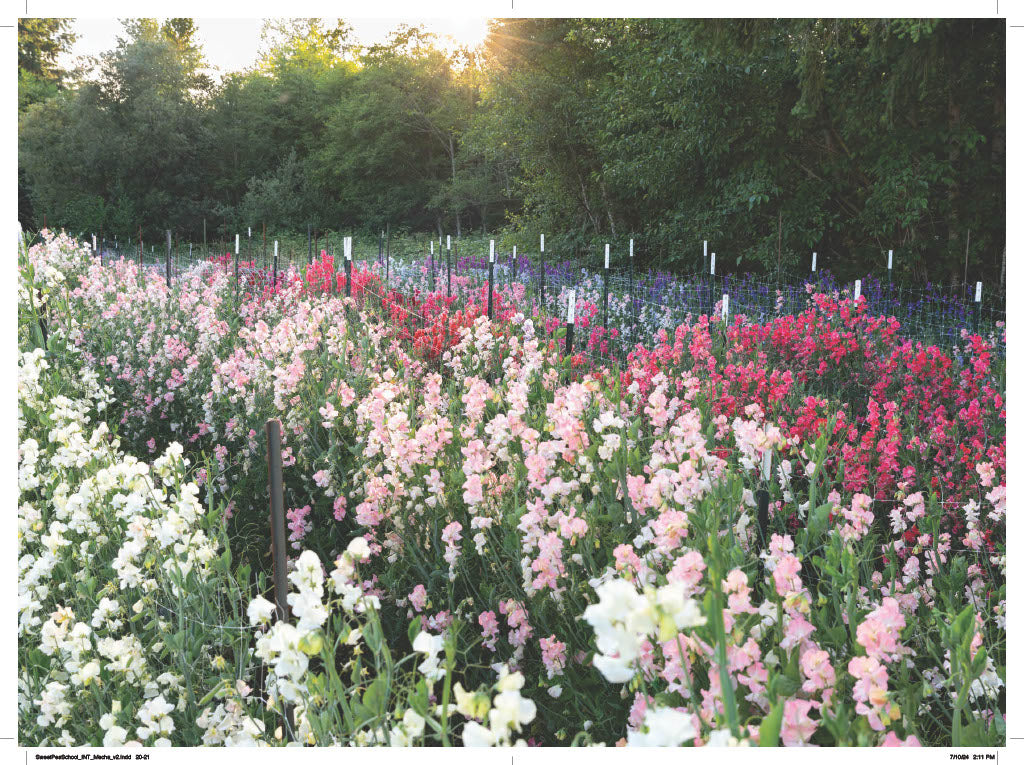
top-left (710, 252), bottom-right (717, 314)
top-left (565, 288), bottom-right (576, 357)
top-left (345, 236), bottom-right (353, 298)
top-left (629, 238), bottom-right (635, 343)
top-left (540, 234), bottom-right (546, 311)
top-left (264, 418), bottom-right (293, 739)
top-left (756, 488), bottom-right (770, 552)
top-left (603, 243), bottom-right (610, 331)
top-left (488, 240), bottom-right (495, 321)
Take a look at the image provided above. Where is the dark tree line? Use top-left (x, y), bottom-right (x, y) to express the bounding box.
top-left (19, 18), bottom-right (1005, 284)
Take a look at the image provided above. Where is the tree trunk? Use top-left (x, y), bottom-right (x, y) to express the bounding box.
top-left (449, 136), bottom-right (462, 238)
top-left (579, 179), bottom-right (600, 233)
top-left (600, 178), bottom-right (617, 238)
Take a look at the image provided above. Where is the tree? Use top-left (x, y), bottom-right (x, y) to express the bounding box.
top-left (18, 18), bottom-right (77, 83)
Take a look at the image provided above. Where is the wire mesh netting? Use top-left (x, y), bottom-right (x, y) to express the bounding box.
top-left (91, 232), bottom-right (1006, 373)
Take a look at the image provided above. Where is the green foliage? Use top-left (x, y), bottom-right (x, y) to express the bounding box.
top-left (18, 18), bottom-right (1004, 285)
top-left (18, 18), bottom-right (77, 83)
top-left (479, 18), bottom-right (1004, 283)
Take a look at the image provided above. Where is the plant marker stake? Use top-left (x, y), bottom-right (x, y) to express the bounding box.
top-left (92, 233), bottom-right (97, 255)
top-left (273, 241), bottom-right (278, 293)
top-left (488, 240), bottom-right (495, 321)
top-left (165, 230), bottom-right (172, 287)
top-left (234, 234), bottom-right (240, 292)
top-left (703, 239), bottom-right (708, 272)
top-left (812, 252), bottom-right (817, 272)
top-left (446, 238), bottom-right (451, 298)
top-left (974, 281), bottom-right (982, 334)
top-left (265, 418), bottom-right (294, 739)
top-left (710, 252), bottom-right (716, 275)
top-left (722, 293), bottom-right (729, 323)
top-left (854, 280), bottom-right (861, 300)
top-left (344, 236), bottom-right (352, 298)
top-left (565, 288), bottom-right (576, 357)
top-left (512, 245), bottom-right (517, 282)
top-left (888, 249), bottom-right (893, 288)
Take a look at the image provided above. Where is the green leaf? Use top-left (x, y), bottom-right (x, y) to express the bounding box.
top-left (362, 675), bottom-right (386, 715)
top-left (407, 615), bottom-right (422, 646)
top-left (807, 503), bottom-right (832, 544)
top-left (970, 647), bottom-right (988, 676)
top-left (760, 700), bottom-right (784, 747)
top-left (771, 674), bottom-right (800, 699)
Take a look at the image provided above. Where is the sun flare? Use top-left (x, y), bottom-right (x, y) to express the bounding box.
top-left (429, 17), bottom-right (491, 52)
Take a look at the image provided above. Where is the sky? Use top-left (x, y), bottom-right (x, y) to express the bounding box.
top-left (59, 17), bottom-right (492, 79)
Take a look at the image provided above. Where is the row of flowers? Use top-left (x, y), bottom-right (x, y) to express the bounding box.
top-left (18, 231), bottom-right (1005, 746)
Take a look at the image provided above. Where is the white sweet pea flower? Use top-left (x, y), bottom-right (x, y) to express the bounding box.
top-left (247, 596), bottom-right (277, 626)
top-left (462, 720), bottom-right (496, 747)
top-left (627, 706), bottom-right (696, 747)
